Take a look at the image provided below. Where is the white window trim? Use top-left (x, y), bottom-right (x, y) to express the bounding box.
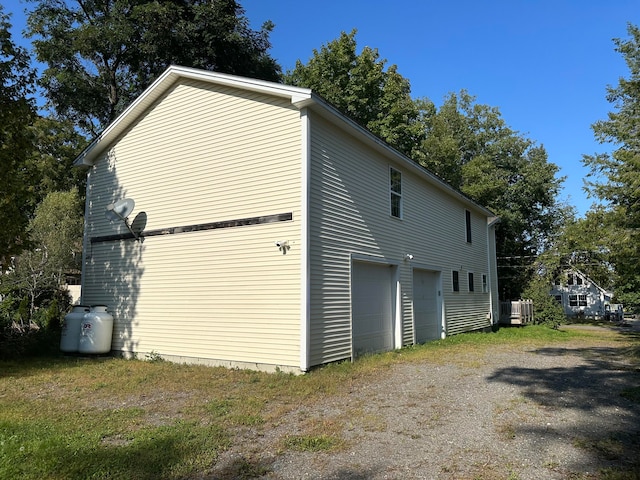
top-left (389, 166), bottom-right (403, 219)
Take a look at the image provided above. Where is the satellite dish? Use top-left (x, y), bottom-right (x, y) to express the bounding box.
top-left (130, 211), bottom-right (147, 237)
top-left (105, 198), bottom-right (135, 223)
top-left (104, 198), bottom-right (143, 240)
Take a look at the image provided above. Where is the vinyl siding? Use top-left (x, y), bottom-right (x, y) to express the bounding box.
top-left (308, 114), bottom-right (492, 366)
top-left (83, 79), bottom-right (302, 368)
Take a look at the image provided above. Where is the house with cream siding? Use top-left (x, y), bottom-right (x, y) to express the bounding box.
top-left (75, 65), bottom-right (500, 373)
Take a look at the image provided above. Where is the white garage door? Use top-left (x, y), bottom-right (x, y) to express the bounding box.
top-left (351, 261), bottom-right (394, 356)
top-left (414, 269), bottom-right (441, 343)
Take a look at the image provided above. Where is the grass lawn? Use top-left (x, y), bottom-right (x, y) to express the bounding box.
top-left (0, 325), bottom-right (637, 479)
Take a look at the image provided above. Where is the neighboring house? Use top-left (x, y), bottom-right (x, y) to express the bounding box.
top-left (64, 284), bottom-right (81, 305)
top-left (75, 65), bottom-right (500, 373)
top-left (550, 269), bottom-right (613, 319)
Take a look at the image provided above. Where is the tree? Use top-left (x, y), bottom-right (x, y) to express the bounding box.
top-left (0, 6), bottom-right (37, 263)
top-left (1, 189), bottom-right (83, 328)
top-left (419, 92), bottom-right (565, 299)
top-left (284, 30), bottom-right (425, 156)
top-left (583, 23), bottom-right (640, 310)
top-left (27, 0), bottom-right (281, 137)
top-left (521, 273), bottom-right (565, 328)
top-left (550, 208), bottom-right (616, 290)
top-left (25, 117), bottom-right (89, 209)
top-left (287, 32), bottom-right (565, 299)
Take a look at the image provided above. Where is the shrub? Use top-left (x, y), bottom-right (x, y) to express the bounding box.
top-left (522, 276), bottom-right (566, 328)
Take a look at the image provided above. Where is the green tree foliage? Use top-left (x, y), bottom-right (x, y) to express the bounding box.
top-left (419, 92), bottom-right (565, 299)
top-left (27, 0), bottom-right (281, 136)
top-left (583, 23), bottom-right (640, 310)
top-left (287, 32), bottom-right (565, 300)
top-left (25, 117), bottom-right (88, 208)
top-left (549, 208), bottom-right (616, 291)
top-left (0, 7), bottom-right (36, 261)
top-left (521, 273), bottom-right (565, 328)
top-left (284, 30), bottom-right (425, 156)
top-left (27, 188), bottom-right (84, 277)
top-left (0, 189), bottom-right (83, 330)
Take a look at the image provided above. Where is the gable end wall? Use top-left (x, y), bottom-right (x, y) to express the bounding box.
top-left (82, 79), bottom-right (303, 368)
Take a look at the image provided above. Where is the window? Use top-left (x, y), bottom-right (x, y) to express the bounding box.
top-left (465, 210), bottom-right (472, 243)
top-left (578, 295), bottom-right (587, 306)
top-left (568, 274), bottom-right (574, 286)
top-left (468, 272), bottom-right (474, 292)
top-left (452, 271), bottom-right (459, 292)
top-left (569, 295), bottom-right (578, 307)
top-left (482, 274), bottom-right (488, 293)
top-left (554, 295), bottom-right (562, 304)
top-left (576, 276), bottom-right (583, 285)
top-left (390, 167), bottom-right (402, 218)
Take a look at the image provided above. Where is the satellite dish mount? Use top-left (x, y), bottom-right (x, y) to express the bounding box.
top-left (105, 198), bottom-right (141, 240)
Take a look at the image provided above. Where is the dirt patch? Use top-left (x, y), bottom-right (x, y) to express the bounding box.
top-left (207, 327), bottom-right (640, 480)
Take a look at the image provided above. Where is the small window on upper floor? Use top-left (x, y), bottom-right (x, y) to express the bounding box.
top-left (452, 270), bottom-right (460, 292)
top-left (576, 275), bottom-right (583, 285)
top-left (390, 167), bottom-right (402, 218)
top-left (465, 210), bottom-right (472, 243)
top-left (568, 274), bottom-right (574, 286)
top-left (468, 272), bottom-right (475, 292)
top-left (482, 274), bottom-right (488, 293)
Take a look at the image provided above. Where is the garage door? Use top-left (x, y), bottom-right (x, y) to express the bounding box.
top-left (414, 269), bottom-right (441, 343)
top-left (351, 261), bottom-right (394, 356)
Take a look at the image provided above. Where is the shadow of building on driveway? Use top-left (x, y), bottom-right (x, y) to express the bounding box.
top-left (487, 344), bottom-right (640, 475)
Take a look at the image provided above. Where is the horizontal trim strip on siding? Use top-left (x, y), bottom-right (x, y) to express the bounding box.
top-left (91, 212), bottom-right (293, 243)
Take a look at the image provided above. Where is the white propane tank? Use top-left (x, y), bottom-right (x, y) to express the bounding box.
top-left (78, 305), bottom-right (114, 354)
top-left (60, 305), bottom-right (91, 353)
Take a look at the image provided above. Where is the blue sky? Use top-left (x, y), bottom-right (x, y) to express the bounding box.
top-left (241, 0), bottom-right (636, 217)
top-left (6, 0), bottom-right (638, 216)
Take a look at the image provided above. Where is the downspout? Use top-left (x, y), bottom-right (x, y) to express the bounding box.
top-left (79, 167), bottom-right (93, 305)
top-left (299, 108), bottom-right (311, 372)
top-left (486, 216), bottom-right (500, 326)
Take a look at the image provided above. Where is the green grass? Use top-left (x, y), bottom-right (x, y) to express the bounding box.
top-left (282, 434), bottom-right (341, 452)
top-left (0, 323), bottom-right (636, 479)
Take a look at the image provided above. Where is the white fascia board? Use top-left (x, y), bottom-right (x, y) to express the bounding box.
top-left (171, 65), bottom-right (312, 102)
top-left (73, 65), bottom-right (313, 167)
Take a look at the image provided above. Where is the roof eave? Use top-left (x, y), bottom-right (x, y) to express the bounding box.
top-left (72, 66), bottom-right (495, 219)
top-left (302, 93), bottom-right (497, 218)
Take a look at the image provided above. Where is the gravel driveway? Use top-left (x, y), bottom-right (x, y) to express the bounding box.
top-left (210, 324), bottom-right (640, 480)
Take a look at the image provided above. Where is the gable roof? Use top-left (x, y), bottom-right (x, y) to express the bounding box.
top-left (561, 268), bottom-right (612, 297)
top-left (73, 65), bottom-right (496, 219)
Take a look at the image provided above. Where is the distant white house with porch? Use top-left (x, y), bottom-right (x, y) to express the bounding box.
top-left (550, 269), bottom-right (613, 319)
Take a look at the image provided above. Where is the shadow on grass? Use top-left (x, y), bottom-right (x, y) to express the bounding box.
top-left (1, 419), bottom-right (229, 480)
top-left (0, 354), bottom-right (116, 379)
